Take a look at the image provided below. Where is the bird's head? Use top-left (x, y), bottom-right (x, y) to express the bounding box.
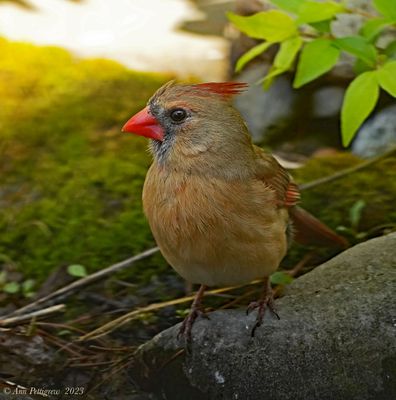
top-left (122, 81), bottom-right (254, 169)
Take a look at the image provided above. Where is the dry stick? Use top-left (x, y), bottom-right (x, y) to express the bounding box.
top-left (80, 253), bottom-right (316, 340)
top-left (78, 282), bottom-right (262, 341)
top-left (219, 252), bottom-right (315, 311)
top-left (0, 304), bottom-right (66, 326)
top-left (1, 247), bottom-right (159, 319)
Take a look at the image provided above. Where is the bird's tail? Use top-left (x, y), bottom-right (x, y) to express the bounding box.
top-left (289, 206), bottom-right (348, 248)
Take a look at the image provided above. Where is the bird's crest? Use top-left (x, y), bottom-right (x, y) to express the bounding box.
top-left (192, 82), bottom-right (248, 98)
top-left (150, 81), bottom-right (248, 104)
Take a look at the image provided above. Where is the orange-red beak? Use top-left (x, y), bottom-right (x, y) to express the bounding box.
top-left (122, 107), bottom-right (164, 141)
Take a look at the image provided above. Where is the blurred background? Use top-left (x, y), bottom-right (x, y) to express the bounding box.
top-left (0, 0), bottom-right (395, 397)
top-left (0, 0), bottom-right (230, 80)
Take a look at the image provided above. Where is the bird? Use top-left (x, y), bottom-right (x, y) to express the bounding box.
top-left (122, 81), bottom-right (347, 340)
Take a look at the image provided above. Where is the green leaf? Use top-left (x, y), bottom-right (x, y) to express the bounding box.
top-left (269, 0), bottom-right (306, 14)
top-left (336, 225), bottom-right (352, 233)
top-left (377, 61), bottom-right (396, 97)
top-left (333, 36), bottom-right (377, 67)
top-left (58, 329), bottom-right (72, 336)
top-left (309, 19), bottom-right (332, 33)
top-left (354, 59), bottom-right (372, 75)
top-left (270, 271), bottom-right (293, 285)
top-left (294, 39), bottom-right (340, 88)
top-left (341, 71), bottom-right (379, 147)
top-left (227, 11), bottom-right (297, 41)
top-left (373, 0), bottom-right (396, 21)
top-left (360, 18), bottom-right (391, 42)
top-left (67, 264), bottom-right (88, 278)
top-left (263, 36), bottom-right (303, 88)
top-left (274, 36), bottom-right (303, 69)
top-left (235, 42), bottom-right (273, 73)
top-left (3, 282), bottom-right (20, 294)
top-left (385, 40), bottom-right (396, 60)
top-left (297, 1), bottom-right (345, 23)
top-left (22, 279), bottom-right (35, 293)
top-left (349, 200), bottom-right (366, 229)
top-left (0, 271), bottom-right (6, 285)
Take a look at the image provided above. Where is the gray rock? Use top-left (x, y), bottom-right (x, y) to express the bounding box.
top-left (312, 86), bottom-right (345, 118)
top-left (234, 65), bottom-right (297, 142)
top-left (352, 105), bottom-right (396, 158)
top-left (131, 233), bottom-right (396, 400)
top-left (332, 13), bottom-right (364, 38)
top-left (346, 0), bottom-right (373, 10)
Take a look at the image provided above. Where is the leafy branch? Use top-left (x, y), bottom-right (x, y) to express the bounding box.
top-left (228, 0), bottom-right (396, 146)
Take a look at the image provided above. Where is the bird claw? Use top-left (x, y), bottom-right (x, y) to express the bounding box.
top-left (177, 308), bottom-right (209, 343)
top-left (199, 310), bottom-right (210, 320)
top-left (177, 284), bottom-right (208, 344)
top-left (247, 283), bottom-right (280, 337)
top-left (246, 301), bottom-right (259, 316)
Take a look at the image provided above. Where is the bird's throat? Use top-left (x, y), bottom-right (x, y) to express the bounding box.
top-left (149, 135), bottom-right (175, 165)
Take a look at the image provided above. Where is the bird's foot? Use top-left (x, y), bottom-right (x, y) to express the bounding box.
top-left (247, 279), bottom-right (280, 337)
top-left (177, 307), bottom-right (209, 343)
top-left (177, 284), bottom-right (207, 344)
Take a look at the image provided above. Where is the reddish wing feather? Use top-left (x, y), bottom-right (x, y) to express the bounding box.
top-left (285, 182), bottom-right (300, 207)
top-left (193, 82), bottom-right (248, 98)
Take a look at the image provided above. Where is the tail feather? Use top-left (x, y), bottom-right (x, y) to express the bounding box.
top-left (289, 206), bottom-right (348, 248)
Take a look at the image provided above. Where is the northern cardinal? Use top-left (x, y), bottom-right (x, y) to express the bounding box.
top-left (122, 81), bottom-right (347, 339)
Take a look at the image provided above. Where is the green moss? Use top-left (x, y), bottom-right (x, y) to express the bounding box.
top-left (0, 38), bottom-right (170, 281)
top-left (294, 152), bottom-right (396, 240)
top-left (281, 152), bottom-right (396, 267)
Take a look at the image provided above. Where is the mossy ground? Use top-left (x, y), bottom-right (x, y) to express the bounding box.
top-left (0, 38), bottom-right (170, 288)
top-left (282, 152), bottom-right (396, 268)
top-left (294, 153), bottom-right (396, 236)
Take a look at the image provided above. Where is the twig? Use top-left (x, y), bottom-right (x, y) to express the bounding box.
top-left (69, 360), bottom-right (117, 368)
top-left (219, 252), bottom-right (314, 310)
top-left (36, 321), bottom-right (88, 335)
top-left (219, 288), bottom-right (259, 310)
top-left (78, 282), bottom-right (261, 341)
top-left (1, 247), bottom-right (159, 319)
top-left (299, 147), bottom-right (396, 191)
top-left (85, 356), bottom-right (133, 395)
top-left (346, 8), bottom-right (378, 19)
top-left (38, 330), bottom-right (85, 358)
top-left (81, 252), bottom-right (316, 340)
top-left (287, 251), bottom-right (315, 276)
top-left (0, 304), bottom-right (65, 326)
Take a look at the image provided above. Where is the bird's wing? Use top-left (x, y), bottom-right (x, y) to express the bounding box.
top-left (254, 146), bottom-right (347, 248)
top-left (253, 145), bottom-right (300, 208)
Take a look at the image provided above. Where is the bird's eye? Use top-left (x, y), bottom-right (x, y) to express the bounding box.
top-left (170, 108), bottom-right (187, 123)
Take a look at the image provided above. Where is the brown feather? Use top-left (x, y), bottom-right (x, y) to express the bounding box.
top-left (289, 206), bottom-right (348, 248)
top-left (143, 164), bottom-right (289, 286)
top-left (253, 145), bottom-right (300, 207)
top-left (253, 146), bottom-right (346, 248)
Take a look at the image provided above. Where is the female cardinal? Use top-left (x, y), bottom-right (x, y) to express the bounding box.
top-left (122, 81), bottom-right (346, 339)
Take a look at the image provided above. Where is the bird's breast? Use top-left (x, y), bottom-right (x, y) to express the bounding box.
top-left (142, 164), bottom-right (289, 286)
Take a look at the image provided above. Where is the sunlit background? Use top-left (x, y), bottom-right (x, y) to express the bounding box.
top-left (0, 0), bottom-right (230, 80)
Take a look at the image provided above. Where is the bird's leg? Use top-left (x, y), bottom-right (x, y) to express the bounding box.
top-left (178, 284), bottom-right (208, 342)
top-left (247, 277), bottom-right (280, 337)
